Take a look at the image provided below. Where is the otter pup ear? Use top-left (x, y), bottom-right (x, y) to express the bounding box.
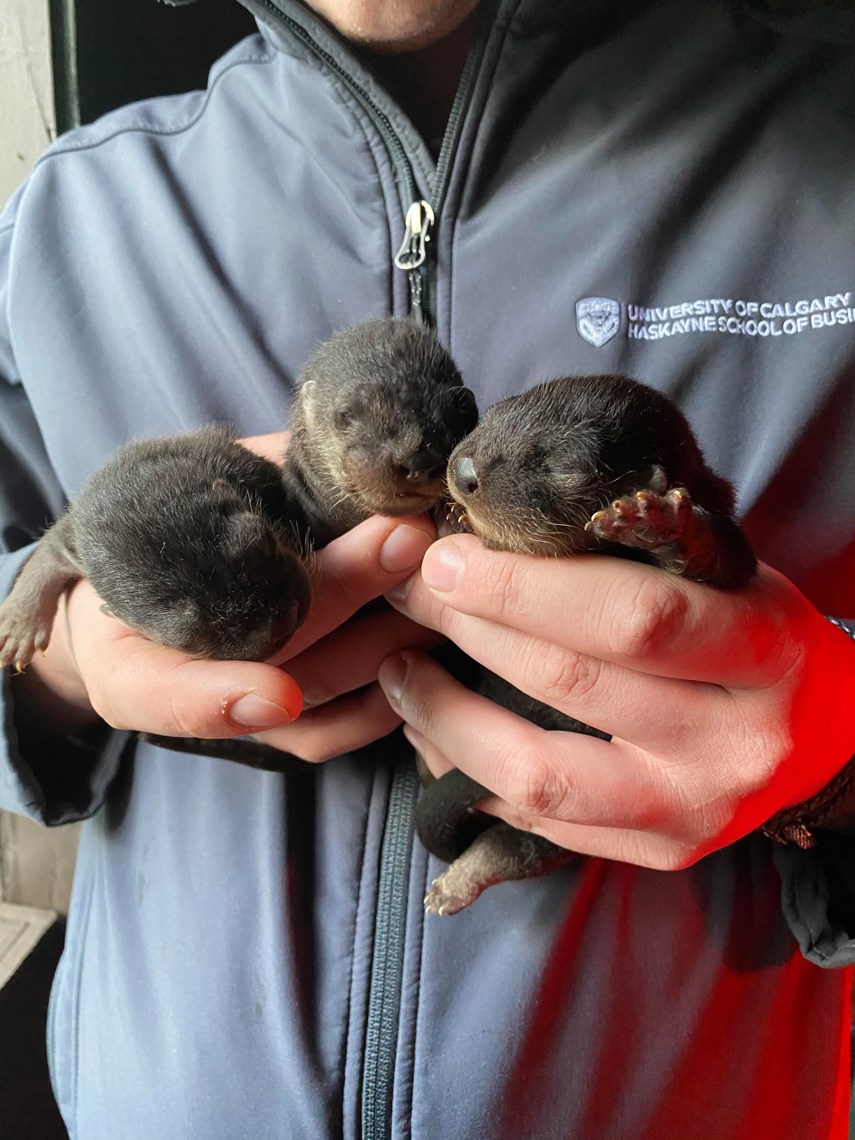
top-left (211, 479), bottom-right (245, 509)
top-left (454, 387), bottom-right (478, 427)
top-left (222, 512), bottom-right (278, 563)
top-left (299, 379), bottom-right (318, 430)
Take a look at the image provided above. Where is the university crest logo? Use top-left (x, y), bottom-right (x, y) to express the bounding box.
top-left (575, 297), bottom-right (621, 347)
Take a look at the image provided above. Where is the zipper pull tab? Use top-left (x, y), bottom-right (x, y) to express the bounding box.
top-left (394, 200), bottom-right (435, 271)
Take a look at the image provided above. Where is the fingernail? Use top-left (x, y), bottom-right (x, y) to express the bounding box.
top-left (385, 573), bottom-right (415, 605)
top-left (380, 524), bottom-right (431, 574)
top-left (228, 693), bottom-right (297, 728)
top-left (402, 725), bottom-right (426, 751)
top-left (422, 545), bottom-right (464, 593)
top-left (378, 653), bottom-right (409, 705)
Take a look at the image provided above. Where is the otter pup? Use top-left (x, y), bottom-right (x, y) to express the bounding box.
top-left (0, 330), bottom-right (755, 907)
top-left (281, 317), bottom-right (478, 545)
top-left (416, 374), bottom-right (757, 915)
top-left (0, 426), bottom-right (313, 670)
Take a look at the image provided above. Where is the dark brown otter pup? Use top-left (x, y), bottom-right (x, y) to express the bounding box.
top-left (0, 427), bottom-right (312, 670)
top-left (415, 374), bottom-right (757, 915)
top-left (281, 317), bottom-right (477, 546)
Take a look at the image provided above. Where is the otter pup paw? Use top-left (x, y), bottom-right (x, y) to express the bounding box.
top-left (587, 486), bottom-right (693, 550)
top-left (424, 825), bottom-right (572, 915)
top-left (445, 502), bottom-right (473, 534)
top-left (0, 606), bottom-right (52, 671)
top-left (424, 866), bottom-right (483, 916)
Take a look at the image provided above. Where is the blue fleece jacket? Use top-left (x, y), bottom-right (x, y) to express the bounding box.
top-left (2, 2), bottom-right (855, 1136)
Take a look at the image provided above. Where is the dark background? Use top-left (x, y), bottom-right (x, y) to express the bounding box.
top-left (50, 0), bottom-right (255, 131)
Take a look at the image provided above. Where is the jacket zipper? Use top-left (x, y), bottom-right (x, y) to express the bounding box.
top-left (359, 31), bottom-right (488, 1128)
top-left (394, 201), bottom-right (434, 324)
top-left (236, 4), bottom-right (488, 1134)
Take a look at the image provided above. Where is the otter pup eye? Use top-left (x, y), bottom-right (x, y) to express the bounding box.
top-left (333, 407), bottom-right (353, 431)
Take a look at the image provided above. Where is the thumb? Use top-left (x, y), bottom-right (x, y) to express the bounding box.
top-left (66, 580), bottom-right (303, 738)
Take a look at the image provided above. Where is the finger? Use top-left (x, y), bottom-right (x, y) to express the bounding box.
top-left (403, 726), bottom-right (454, 778)
top-left (254, 682), bottom-right (402, 763)
top-left (67, 581), bottom-right (303, 738)
top-left (279, 514), bottom-right (436, 661)
top-left (390, 594), bottom-right (728, 752)
top-left (379, 650), bottom-right (683, 833)
top-left (239, 430), bottom-right (289, 464)
top-left (389, 536), bottom-right (804, 687)
top-left (403, 724), bottom-right (704, 871)
top-left (287, 609), bottom-right (443, 708)
top-left (473, 812), bottom-right (699, 872)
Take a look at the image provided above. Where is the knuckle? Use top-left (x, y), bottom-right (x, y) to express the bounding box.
top-left (721, 704), bottom-right (794, 795)
top-left (535, 644), bottom-right (601, 709)
top-left (612, 577), bottom-right (689, 660)
top-left (505, 745), bottom-right (569, 818)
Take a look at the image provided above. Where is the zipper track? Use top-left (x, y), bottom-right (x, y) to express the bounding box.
top-left (360, 760), bottom-right (421, 1140)
top-left (430, 19), bottom-right (488, 224)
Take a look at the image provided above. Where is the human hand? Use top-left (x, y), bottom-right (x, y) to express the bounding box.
top-left (240, 429), bottom-right (288, 464)
top-left (17, 512), bottom-right (438, 760)
top-left (378, 535), bottom-right (855, 869)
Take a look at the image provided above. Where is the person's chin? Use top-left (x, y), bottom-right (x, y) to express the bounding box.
top-left (305, 0), bottom-right (478, 53)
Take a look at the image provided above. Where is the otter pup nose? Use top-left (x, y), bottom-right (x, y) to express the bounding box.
top-left (452, 455), bottom-right (479, 495)
top-left (398, 448), bottom-right (445, 482)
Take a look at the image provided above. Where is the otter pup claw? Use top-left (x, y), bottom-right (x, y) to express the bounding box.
top-left (445, 503), bottom-right (473, 534)
top-left (425, 869), bottom-right (483, 916)
top-left (425, 889), bottom-right (469, 917)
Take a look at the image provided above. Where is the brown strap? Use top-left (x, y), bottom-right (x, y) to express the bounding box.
top-left (761, 752), bottom-right (855, 849)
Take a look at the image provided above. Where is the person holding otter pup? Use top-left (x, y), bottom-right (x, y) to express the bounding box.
top-left (2, 1), bottom-right (855, 1137)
